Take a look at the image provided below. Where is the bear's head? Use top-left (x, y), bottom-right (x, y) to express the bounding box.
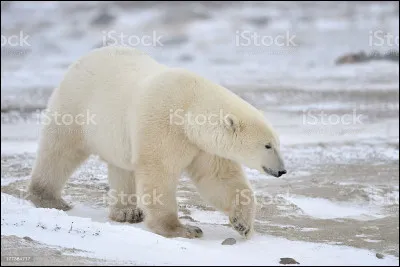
top-left (184, 107), bottom-right (287, 178)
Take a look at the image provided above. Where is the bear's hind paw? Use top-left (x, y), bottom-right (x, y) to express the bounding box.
top-left (181, 224), bottom-right (203, 238)
top-left (27, 193), bottom-right (72, 211)
top-left (109, 206), bottom-right (144, 223)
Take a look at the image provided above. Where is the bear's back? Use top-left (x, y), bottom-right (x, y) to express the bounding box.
top-left (62, 46), bottom-right (166, 90)
top-left (48, 46), bottom-right (167, 112)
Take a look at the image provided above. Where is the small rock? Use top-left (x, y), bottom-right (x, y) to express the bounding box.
top-left (335, 51), bottom-right (368, 65)
top-left (335, 50), bottom-right (399, 65)
top-left (221, 238), bottom-right (236, 245)
top-left (279, 258), bottom-right (300, 265)
top-left (23, 236), bottom-right (33, 242)
top-left (376, 253), bottom-right (384, 259)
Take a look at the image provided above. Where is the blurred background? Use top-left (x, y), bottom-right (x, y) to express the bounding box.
top-left (1, 1), bottom-right (399, 110)
top-left (1, 1), bottom-right (399, 263)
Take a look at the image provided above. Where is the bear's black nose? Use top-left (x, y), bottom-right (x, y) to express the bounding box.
top-left (278, 170), bottom-right (287, 177)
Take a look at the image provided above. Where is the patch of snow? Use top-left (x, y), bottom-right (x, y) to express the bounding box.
top-left (285, 195), bottom-right (386, 221)
top-left (1, 193), bottom-right (398, 266)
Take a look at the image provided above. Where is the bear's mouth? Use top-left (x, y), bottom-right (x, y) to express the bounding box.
top-left (262, 166), bottom-right (285, 178)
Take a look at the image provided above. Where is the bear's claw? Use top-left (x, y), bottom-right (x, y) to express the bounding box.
top-left (230, 215), bottom-right (253, 239)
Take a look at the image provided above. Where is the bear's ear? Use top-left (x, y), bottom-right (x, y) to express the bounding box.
top-left (224, 114), bottom-right (241, 133)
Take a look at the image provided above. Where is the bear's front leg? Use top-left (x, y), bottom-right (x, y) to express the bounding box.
top-left (135, 162), bottom-right (203, 239)
top-left (229, 187), bottom-right (256, 238)
top-left (187, 151), bottom-right (256, 239)
top-left (107, 164), bottom-right (144, 223)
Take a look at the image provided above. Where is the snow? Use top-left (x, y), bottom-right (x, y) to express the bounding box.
top-left (187, 209), bottom-right (228, 225)
top-left (1, 141), bottom-right (38, 156)
top-left (285, 196), bottom-right (385, 221)
top-left (1, 193), bottom-right (398, 266)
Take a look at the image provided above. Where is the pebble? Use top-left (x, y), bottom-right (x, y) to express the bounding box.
top-left (221, 238), bottom-right (236, 245)
top-left (279, 258), bottom-right (300, 265)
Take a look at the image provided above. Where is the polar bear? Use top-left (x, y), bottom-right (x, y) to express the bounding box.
top-left (28, 46), bottom-right (286, 239)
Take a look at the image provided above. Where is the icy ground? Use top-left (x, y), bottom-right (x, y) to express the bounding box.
top-left (2, 102), bottom-right (398, 265)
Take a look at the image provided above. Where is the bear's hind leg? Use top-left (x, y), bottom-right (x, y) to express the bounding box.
top-left (186, 151), bottom-right (256, 239)
top-left (28, 125), bottom-right (89, 211)
top-left (135, 163), bottom-right (203, 239)
top-left (107, 164), bottom-right (144, 223)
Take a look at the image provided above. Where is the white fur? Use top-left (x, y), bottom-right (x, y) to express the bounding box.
top-left (28, 46), bottom-right (285, 239)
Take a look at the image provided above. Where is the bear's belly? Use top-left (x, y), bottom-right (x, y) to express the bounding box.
top-left (82, 114), bottom-right (138, 171)
top-left (86, 134), bottom-right (137, 171)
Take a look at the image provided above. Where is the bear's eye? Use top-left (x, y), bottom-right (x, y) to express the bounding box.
top-left (265, 144), bottom-right (272, 149)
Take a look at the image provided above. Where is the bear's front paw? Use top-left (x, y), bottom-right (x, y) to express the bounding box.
top-left (229, 215), bottom-right (253, 239)
top-left (109, 206), bottom-right (144, 223)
